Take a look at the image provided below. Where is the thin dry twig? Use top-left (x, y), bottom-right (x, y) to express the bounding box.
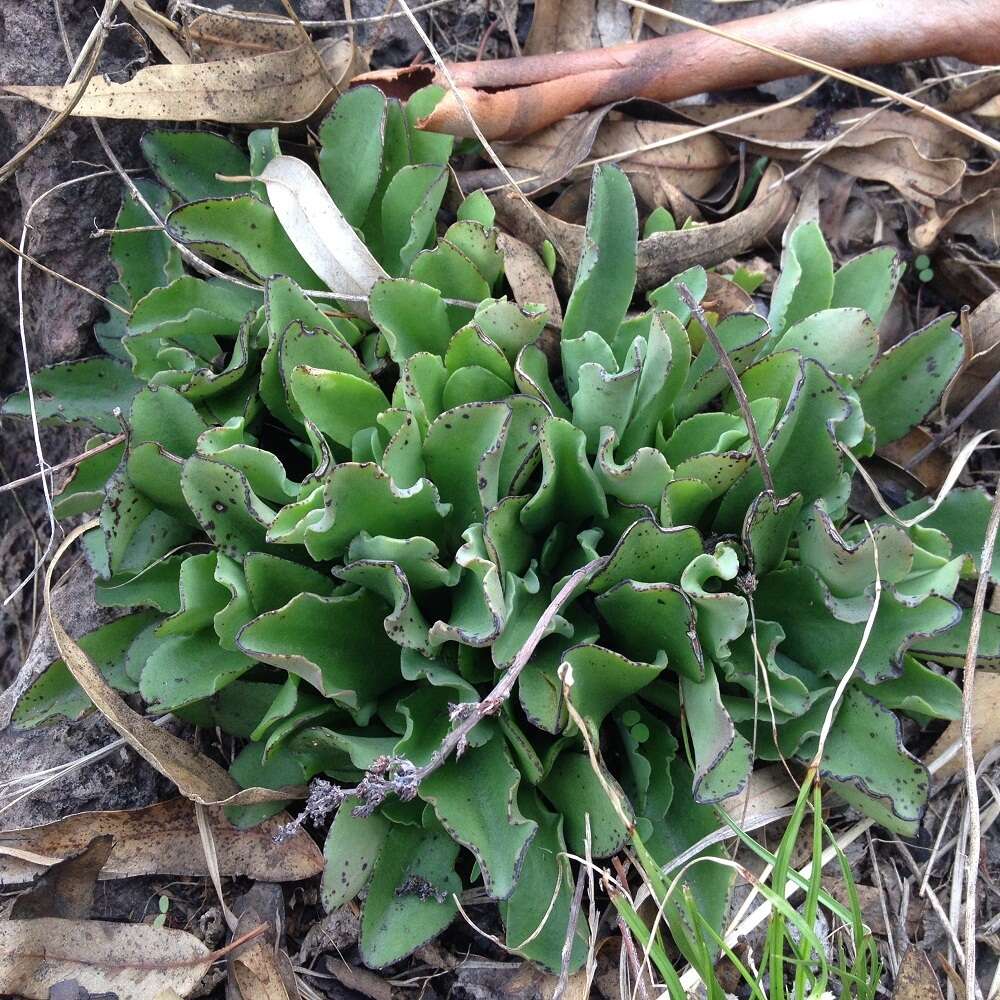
top-left (959, 483), bottom-right (1000, 1000)
top-left (0, 433), bottom-right (125, 497)
top-left (553, 866), bottom-right (587, 1000)
top-left (676, 282), bottom-right (775, 495)
top-left (0, 232), bottom-right (129, 314)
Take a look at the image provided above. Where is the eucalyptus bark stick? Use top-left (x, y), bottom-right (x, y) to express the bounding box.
top-left (356, 0), bottom-right (1000, 139)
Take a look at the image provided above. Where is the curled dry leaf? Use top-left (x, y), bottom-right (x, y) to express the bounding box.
top-left (677, 104), bottom-right (973, 162)
top-left (122, 0), bottom-right (191, 65)
top-left (491, 162), bottom-right (793, 293)
top-left (913, 164), bottom-right (1000, 251)
top-left (892, 948), bottom-right (945, 1000)
top-left (488, 115), bottom-right (730, 199)
top-left (0, 917), bottom-right (211, 1000)
top-left (679, 104), bottom-right (968, 208)
top-left (362, 0), bottom-right (1000, 138)
top-left (3, 38), bottom-right (361, 124)
top-left (259, 155), bottom-right (390, 319)
top-left (703, 270), bottom-right (756, 321)
top-left (0, 799), bottom-right (323, 886)
top-left (228, 909), bottom-right (296, 1000)
top-left (718, 764), bottom-right (797, 826)
top-left (878, 429), bottom-right (952, 492)
top-left (496, 233), bottom-right (563, 323)
top-left (941, 289), bottom-right (1000, 430)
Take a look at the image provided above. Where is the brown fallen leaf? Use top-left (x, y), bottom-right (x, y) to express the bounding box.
top-left (679, 104), bottom-right (968, 209)
top-left (0, 917), bottom-right (211, 1000)
top-left (892, 949), bottom-right (944, 1000)
top-left (942, 290), bottom-right (1000, 431)
top-left (824, 878), bottom-right (924, 938)
top-left (228, 909), bottom-right (297, 1000)
top-left (678, 104), bottom-right (973, 162)
top-left (940, 71), bottom-right (1000, 115)
top-left (879, 429), bottom-right (952, 492)
top-left (41, 523), bottom-right (306, 809)
top-left (702, 270), bottom-right (757, 321)
top-left (492, 162), bottom-right (793, 294)
top-left (10, 835), bottom-right (113, 919)
top-left (926, 672), bottom-right (1000, 782)
top-left (496, 233), bottom-right (563, 324)
top-left (466, 108), bottom-right (727, 204)
top-left (720, 764), bottom-right (798, 826)
top-left (4, 37), bottom-right (362, 124)
top-left (0, 798), bottom-right (323, 886)
top-left (914, 181), bottom-right (1000, 252)
top-left (183, 12), bottom-right (302, 62)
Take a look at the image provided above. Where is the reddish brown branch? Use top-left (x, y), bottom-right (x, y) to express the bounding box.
top-left (355, 0), bottom-right (1000, 139)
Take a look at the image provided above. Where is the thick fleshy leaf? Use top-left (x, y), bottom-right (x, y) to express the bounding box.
top-left (770, 308), bottom-right (878, 380)
top-left (799, 502), bottom-right (913, 596)
top-left (716, 355), bottom-right (852, 528)
top-left (562, 643), bottom-right (665, 739)
top-left (830, 246), bottom-right (902, 327)
top-left (167, 195), bottom-right (320, 287)
top-left (296, 463), bottom-right (449, 561)
top-left (54, 434), bottom-right (125, 519)
top-left (140, 631), bottom-right (254, 712)
top-left (754, 565), bottom-right (960, 684)
top-left (142, 130), bottom-right (253, 201)
top-left (521, 417), bottom-right (607, 533)
top-left (181, 455), bottom-right (275, 558)
top-left (768, 221), bottom-right (834, 337)
top-left (381, 164), bottom-right (449, 277)
top-left (321, 795), bottom-right (390, 911)
top-left (97, 179), bottom-right (184, 349)
top-left (370, 279), bottom-right (452, 363)
top-left (857, 314), bottom-right (963, 445)
top-left (3, 358), bottom-right (143, 433)
top-left (318, 85), bottom-right (388, 228)
top-left (128, 276), bottom-right (260, 341)
top-left (674, 313), bottom-right (769, 420)
top-left (857, 654), bottom-right (961, 720)
top-left (910, 609), bottom-right (1000, 669)
top-left (421, 735), bottom-right (537, 900)
top-left (540, 750), bottom-right (632, 857)
top-left (681, 662), bottom-right (751, 803)
top-left (500, 789), bottom-right (586, 972)
top-left (237, 589), bottom-right (400, 707)
top-left (596, 580), bottom-right (703, 680)
top-left (360, 824), bottom-right (460, 969)
top-left (13, 613), bottom-right (158, 727)
top-left (562, 164), bottom-right (637, 344)
top-left (743, 491), bottom-right (803, 576)
top-left (809, 687), bottom-right (930, 836)
top-left (897, 487), bottom-right (1000, 583)
top-left (645, 757), bottom-right (733, 945)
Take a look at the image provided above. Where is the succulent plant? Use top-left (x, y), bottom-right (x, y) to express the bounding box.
top-left (7, 85), bottom-right (997, 973)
